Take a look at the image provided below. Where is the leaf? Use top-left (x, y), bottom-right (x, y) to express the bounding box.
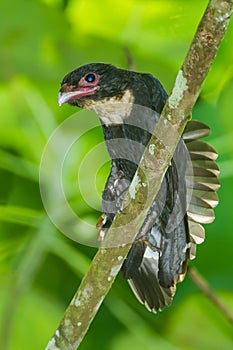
top-left (0, 286), bottom-right (63, 350)
top-left (0, 205), bottom-right (41, 226)
top-left (167, 292), bottom-right (233, 350)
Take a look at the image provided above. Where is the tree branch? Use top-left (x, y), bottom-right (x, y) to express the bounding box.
top-left (123, 46), bottom-right (136, 70)
top-left (188, 266), bottom-right (233, 325)
top-left (46, 1), bottom-right (233, 349)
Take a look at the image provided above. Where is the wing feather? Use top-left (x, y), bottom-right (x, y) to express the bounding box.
top-left (122, 120), bottom-right (219, 312)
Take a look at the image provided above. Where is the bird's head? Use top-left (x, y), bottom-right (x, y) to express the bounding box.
top-left (58, 63), bottom-right (166, 126)
top-left (58, 63), bottom-right (136, 109)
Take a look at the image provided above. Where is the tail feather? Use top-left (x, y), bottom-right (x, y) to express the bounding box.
top-left (191, 159), bottom-right (220, 175)
top-left (187, 205), bottom-right (215, 224)
top-left (123, 120), bottom-right (219, 313)
top-left (183, 120), bottom-right (219, 260)
top-left (127, 246), bottom-right (175, 312)
top-left (188, 189), bottom-right (219, 207)
top-left (188, 221), bottom-right (205, 244)
top-left (187, 140), bottom-right (218, 161)
top-left (182, 121), bottom-right (210, 141)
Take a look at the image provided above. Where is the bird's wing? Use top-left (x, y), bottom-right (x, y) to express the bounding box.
top-left (122, 120), bottom-right (219, 313)
top-left (127, 244), bottom-right (176, 312)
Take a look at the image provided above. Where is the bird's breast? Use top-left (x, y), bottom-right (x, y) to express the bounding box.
top-left (89, 89), bottom-right (135, 126)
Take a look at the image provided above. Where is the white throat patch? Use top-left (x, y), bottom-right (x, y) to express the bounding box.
top-left (87, 89), bottom-right (135, 126)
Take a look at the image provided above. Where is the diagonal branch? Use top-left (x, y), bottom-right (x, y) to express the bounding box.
top-left (46, 1), bottom-right (233, 349)
top-left (188, 266), bottom-right (233, 325)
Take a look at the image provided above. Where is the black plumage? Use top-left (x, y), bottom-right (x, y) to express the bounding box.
top-left (58, 63), bottom-right (219, 312)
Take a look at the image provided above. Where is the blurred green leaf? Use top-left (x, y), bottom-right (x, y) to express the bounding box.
top-left (167, 293), bottom-right (233, 350)
top-left (0, 287), bottom-right (63, 350)
top-left (0, 205), bottom-right (41, 226)
top-left (0, 150), bottom-right (38, 181)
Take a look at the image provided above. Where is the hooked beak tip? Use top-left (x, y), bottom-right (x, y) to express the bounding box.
top-left (58, 92), bottom-right (63, 107)
top-left (57, 91), bottom-right (75, 106)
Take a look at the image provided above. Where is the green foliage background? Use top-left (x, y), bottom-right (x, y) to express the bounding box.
top-left (0, 0), bottom-right (233, 349)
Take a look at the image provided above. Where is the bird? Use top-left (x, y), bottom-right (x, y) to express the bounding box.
top-left (58, 63), bottom-right (219, 313)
